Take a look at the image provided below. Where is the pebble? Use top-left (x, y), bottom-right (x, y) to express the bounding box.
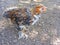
top-left (2, 40), bottom-right (4, 44)
top-left (13, 39), bottom-right (17, 42)
top-left (1, 0), bottom-right (5, 2)
top-left (7, 42), bottom-right (9, 45)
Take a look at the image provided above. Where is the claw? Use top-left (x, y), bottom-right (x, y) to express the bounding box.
top-left (18, 31), bottom-right (28, 39)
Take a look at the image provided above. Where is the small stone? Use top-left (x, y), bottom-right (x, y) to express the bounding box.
top-left (19, 0), bottom-right (31, 3)
top-left (2, 40), bottom-right (4, 44)
top-left (42, 22), bottom-right (44, 24)
top-left (29, 30), bottom-right (38, 39)
top-left (1, 32), bottom-right (4, 36)
top-left (14, 36), bottom-right (17, 38)
top-left (2, 7), bottom-right (4, 10)
top-left (39, 24), bottom-right (41, 26)
top-left (7, 42), bottom-right (9, 45)
top-left (13, 39), bottom-right (17, 42)
top-left (9, 41), bottom-right (11, 43)
top-left (1, 0), bottom-right (5, 1)
top-left (33, 0), bottom-right (43, 2)
top-left (33, 39), bottom-right (36, 42)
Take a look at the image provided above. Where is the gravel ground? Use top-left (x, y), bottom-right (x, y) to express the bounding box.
top-left (0, 0), bottom-right (60, 45)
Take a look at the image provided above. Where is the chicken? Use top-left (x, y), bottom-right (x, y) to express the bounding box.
top-left (3, 4), bottom-right (47, 39)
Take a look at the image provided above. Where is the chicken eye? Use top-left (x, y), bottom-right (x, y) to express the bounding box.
top-left (41, 7), bottom-right (44, 10)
